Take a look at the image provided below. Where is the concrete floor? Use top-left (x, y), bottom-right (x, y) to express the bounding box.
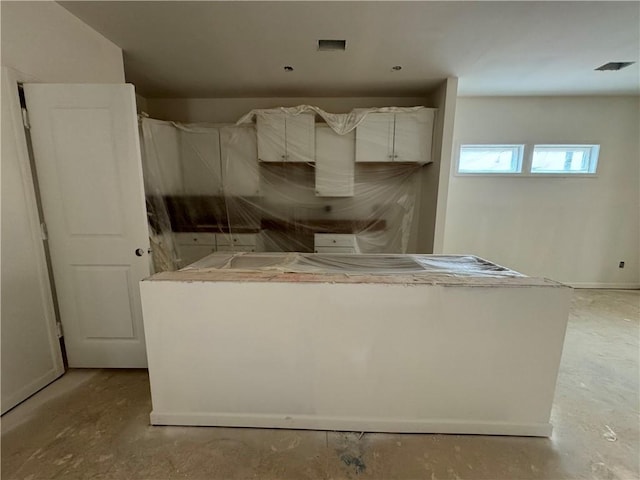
top-left (2, 289), bottom-right (638, 480)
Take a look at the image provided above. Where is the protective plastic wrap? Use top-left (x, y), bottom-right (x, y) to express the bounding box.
top-left (184, 252), bottom-right (525, 277)
top-left (139, 105), bottom-right (436, 271)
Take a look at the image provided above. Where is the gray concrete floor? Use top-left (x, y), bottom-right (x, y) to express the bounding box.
top-left (2, 289), bottom-right (638, 480)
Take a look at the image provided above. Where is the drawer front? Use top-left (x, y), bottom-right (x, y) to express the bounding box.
top-left (314, 234), bottom-right (357, 248)
top-left (175, 232), bottom-right (217, 246)
top-left (216, 245), bottom-right (257, 253)
top-left (177, 245), bottom-right (217, 267)
top-left (314, 246), bottom-right (357, 254)
top-left (216, 233), bottom-right (259, 246)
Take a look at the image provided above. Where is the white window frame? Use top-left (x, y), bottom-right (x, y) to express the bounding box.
top-left (456, 144), bottom-right (525, 175)
top-left (530, 144), bottom-right (600, 175)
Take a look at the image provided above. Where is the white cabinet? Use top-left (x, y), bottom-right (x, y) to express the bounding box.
top-left (355, 109), bottom-right (435, 164)
top-left (216, 233), bottom-right (262, 252)
top-left (315, 125), bottom-right (355, 197)
top-left (257, 112), bottom-right (315, 163)
top-left (176, 232), bottom-right (264, 266)
top-left (175, 232), bottom-right (217, 267)
top-left (354, 113), bottom-right (395, 163)
top-left (220, 126), bottom-right (260, 196)
top-left (314, 234), bottom-right (360, 254)
top-left (142, 120), bottom-right (183, 195)
top-left (180, 129), bottom-right (222, 195)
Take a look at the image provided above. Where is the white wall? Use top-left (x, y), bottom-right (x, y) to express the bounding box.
top-left (0, 2), bottom-right (126, 411)
top-left (443, 96), bottom-right (640, 288)
top-left (1, 1), bottom-right (124, 83)
top-left (146, 97), bottom-right (428, 123)
top-left (418, 78), bottom-right (458, 253)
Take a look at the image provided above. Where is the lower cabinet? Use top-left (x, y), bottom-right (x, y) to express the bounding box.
top-left (175, 232), bottom-right (263, 267)
top-left (314, 234), bottom-right (360, 254)
top-left (216, 233), bottom-right (263, 252)
top-left (175, 233), bottom-right (217, 267)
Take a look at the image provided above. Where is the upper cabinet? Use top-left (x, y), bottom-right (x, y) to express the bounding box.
top-left (256, 112), bottom-right (315, 163)
top-left (142, 120), bottom-right (183, 195)
top-left (355, 109), bottom-right (435, 164)
top-left (315, 125), bottom-right (355, 197)
top-left (180, 128), bottom-right (222, 195)
top-left (220, 126), bottom-right (260, 196)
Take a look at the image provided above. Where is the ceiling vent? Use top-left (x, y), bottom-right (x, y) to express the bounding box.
top-left (318, 39), bottom-right (346, 51)
top-left (595, 62), bottom-right (635, 71)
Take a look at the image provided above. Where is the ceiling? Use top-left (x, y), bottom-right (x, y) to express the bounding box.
top-left (58, 1), bottom-right (640, 98)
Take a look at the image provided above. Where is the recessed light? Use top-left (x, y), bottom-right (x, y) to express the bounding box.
top-left (392, 66), bottom-right (402, 71)
top-left (283, 66), bottom-right (294, 72)
top-left (595, 62), bottom-right (635, 71)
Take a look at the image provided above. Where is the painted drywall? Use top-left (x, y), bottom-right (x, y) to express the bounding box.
top-left (417, 78), bottom-right (458, 253)
top-left (443, 96), bottom-right (640, 287)
top-left (146, 97), bottom-right (429, 123)
top-left (1, 1), bottom-right (124, 83)
top-left (0, 3), bottom-right (126, 409)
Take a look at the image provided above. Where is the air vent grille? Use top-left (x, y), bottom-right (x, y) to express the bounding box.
top-left (318, 39), bottom-right (346, 51)
top-left (595, 62), bottom-right (635, 71)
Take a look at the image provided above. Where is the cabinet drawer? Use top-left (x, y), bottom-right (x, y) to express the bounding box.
top-left (216, 233), bottom-right (258, 246)
top-left (216, 233), bottom-right (260, 247)
top-left (314, 246), bottom-right (357, 254)
top-left (216, 245), bottom-right (257, 253)
top-left (177, 245), bottom-right (217, 267)
top-left (175, 232), bottom-right (217, 246)
top-left (314, 234), bottom-right (357, 248)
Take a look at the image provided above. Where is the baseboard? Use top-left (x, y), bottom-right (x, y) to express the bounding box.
top-left (150, 411), bottom-right (553, 437)
top-left (569, 283), bottom-right (640, 289)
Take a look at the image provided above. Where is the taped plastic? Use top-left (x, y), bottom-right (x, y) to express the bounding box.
top-left (184, 252), bottom-right (526, 278)
top-left (139, 105), bottom-right (436, 271)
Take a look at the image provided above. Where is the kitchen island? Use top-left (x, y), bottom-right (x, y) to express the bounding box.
top-left (140, 253), bottom-right (571, 436)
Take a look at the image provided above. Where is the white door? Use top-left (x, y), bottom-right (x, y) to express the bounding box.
top-left (1, 68), bottom-right (64, 413)
top-left (24, 84), bottom-right (150, 368)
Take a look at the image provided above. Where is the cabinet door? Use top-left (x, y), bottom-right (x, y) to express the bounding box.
top-left (176, 244), bottom-right (217, 268)
top-left (220, 126), bottom-right (260, 196)
top-left (393, 109), bottom-right (434, 164)
top-left (315, 125), bottom-right (354, 197)
top-left (285, 113), bottom-right (315, 163)
top-left (142, 120), bottom-right (183, 194)
top-left (180, 128), bottom-right (222, 195)
top-left (256, 112), bottom-right (286, 162)
top-left (355, 113), bottom-right (394, 162)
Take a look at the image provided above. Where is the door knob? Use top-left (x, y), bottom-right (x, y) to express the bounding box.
top-left (135, 248), bottom-right (144, 257)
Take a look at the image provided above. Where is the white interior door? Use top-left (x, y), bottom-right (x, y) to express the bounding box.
top-left (1, 68), bottom-right (64, 413)
top-left (23, 84), bottom-right (150, 368)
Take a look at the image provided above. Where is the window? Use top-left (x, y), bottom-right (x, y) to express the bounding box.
top-left (531, 145), bottom-right (599, 174)
top-left (457, 145), bottom-right (523, 174)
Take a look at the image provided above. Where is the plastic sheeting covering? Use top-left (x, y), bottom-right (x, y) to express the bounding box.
top-left (184, 253), bottom-right (526, 278)
top-left (140, 105), bottom-right (435, 272)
